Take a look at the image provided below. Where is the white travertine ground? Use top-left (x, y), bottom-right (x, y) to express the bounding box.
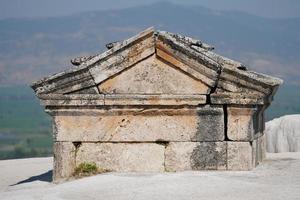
top-left (0, 153), bottom-right (300, 200)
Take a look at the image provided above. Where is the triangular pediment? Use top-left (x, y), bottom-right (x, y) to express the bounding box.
top-left (98, 55), bottom-right (210, 95)
top-left (31, 27), bottom-right (282, 106)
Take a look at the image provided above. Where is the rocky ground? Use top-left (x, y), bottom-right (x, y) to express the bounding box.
top-left (0, 153), bottom-right (300, 200)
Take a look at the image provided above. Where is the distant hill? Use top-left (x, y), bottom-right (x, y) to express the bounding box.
top-left (0, 1), bottom-right (299, 85)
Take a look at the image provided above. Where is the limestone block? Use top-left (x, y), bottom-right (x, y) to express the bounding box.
top-left (76, 143), bottom-right (164, 172)
top-left (227, 142), bottom-right (254, 170)
top-left (195, 106), bottom-right (224, 141)
top-left (227, 106), bottom-right (257, 141)
top-left (165, 142), bottom-right (227, 171)
top-left (53, 142), bottom-right (76, 182)
top-left (53, 106), bottom-right (224, 142)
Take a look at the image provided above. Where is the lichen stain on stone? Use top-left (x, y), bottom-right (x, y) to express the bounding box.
top-left (193, 107), bottom-right (224, 141)
top-left (190, 143), bottom-right (226, 170)
top-left (190, 143), bottom-right (217, 170)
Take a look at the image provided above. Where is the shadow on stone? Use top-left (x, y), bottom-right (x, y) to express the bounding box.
top-left (10, 170), bottom-right (52, 186)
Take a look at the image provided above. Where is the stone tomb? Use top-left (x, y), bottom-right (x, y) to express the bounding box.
top-left (31, 27), bottom-right (282, 182)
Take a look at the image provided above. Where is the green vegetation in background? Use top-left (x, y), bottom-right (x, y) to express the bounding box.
top-left (0, 85), bottom-right (52, 160)
top-left (0, 84), bottom-right (299, 160)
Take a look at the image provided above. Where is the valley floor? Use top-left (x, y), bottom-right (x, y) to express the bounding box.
top-left (0, 153), bottom-right (300, 200)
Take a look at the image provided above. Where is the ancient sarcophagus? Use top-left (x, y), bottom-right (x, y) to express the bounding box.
top-left (31, 27), bottom-right (282, 182)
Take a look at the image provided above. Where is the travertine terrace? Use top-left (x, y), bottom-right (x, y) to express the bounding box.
top-left (31, 27), bottom-right (283, 182)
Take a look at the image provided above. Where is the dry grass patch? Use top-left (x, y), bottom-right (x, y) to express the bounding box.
top-left (73, 162), bottom-right (110, 178)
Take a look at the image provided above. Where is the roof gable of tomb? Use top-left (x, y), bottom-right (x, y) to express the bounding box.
top-left (31, 27), bottom-right (282, 106)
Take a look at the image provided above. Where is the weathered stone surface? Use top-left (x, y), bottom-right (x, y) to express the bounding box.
top-left (218, 74), bottom-right (269, 96)
top-left (39, 94), bottom-right (206, 106)
top-left (216, 63), bottom-right (283, 99)
top-left (210, 92), bottom-right (265, 105)
top-left (104, 94), bottom-right (206, 106)
top-left (32, 69), bottom-right (95, 95)
top-left (53, 142), bottom-right (76, 182)
top-left (194, 106), bottom-right (224, 141)
top-left (53, 106), bottom-right (224, 142)
top-left (98, 55), bottom-right (210, 95)
top-left (42, 99), bottom-right (105, 106)
top-left (165, 142), bottom-right (227, 171)
top-left (76, 143), bottom-right (164, 172)
top-left (90, 31), bottom-right (155, 85)
top-left (156, 48), bottom-right (213, 93)
top-left (39, 94), bottom-right (104, 106)
top-left (253, 134), bottom-right (266, 165)
top-left (71, 86), bottom-right (99, 94)
top-left (71, 55), bottom-right (97, 66)
top-left (227, 142), bottom-right (253, 170)
top-left (38, 94), bottom-right (103, 100)
top-left (156, 35), bottom-right (219, 88)
top-left (227, 106), bottom-right (257, 141)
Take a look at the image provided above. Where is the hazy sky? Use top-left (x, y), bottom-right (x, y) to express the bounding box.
top-left (0, 0), bottom-right (299, 19)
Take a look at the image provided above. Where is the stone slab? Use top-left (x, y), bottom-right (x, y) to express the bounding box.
top-left (227, 106), bottom-right (257, 141)
top-left (53, 106), bottom-right (224, 142)
top-left (75, 143), bottom-right (164, 172)
top-left (39, 94), bottom-right (206, 106)
top-left (165, 142), bottom-right (227, 171)
top-left (227, 141), bottom-right (254, 170)
top-left (104, 94), bottom-right (206, 106)
top-left (98, 55), bottom-right (210, 95)
top-left (210, 93), bottom-right (265, 105)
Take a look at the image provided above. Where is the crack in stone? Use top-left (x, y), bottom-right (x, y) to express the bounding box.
top-left (72, 142), bottom-right (82, 167)
top-left (223, 105), bottom-right (231, 141)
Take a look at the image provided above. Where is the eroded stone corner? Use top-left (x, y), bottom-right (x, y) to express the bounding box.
top-left (53, 142), bottom-right (76, 183)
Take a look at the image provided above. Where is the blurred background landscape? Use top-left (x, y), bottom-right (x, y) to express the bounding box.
top-left (0, 0), bottom-right (300, 159)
